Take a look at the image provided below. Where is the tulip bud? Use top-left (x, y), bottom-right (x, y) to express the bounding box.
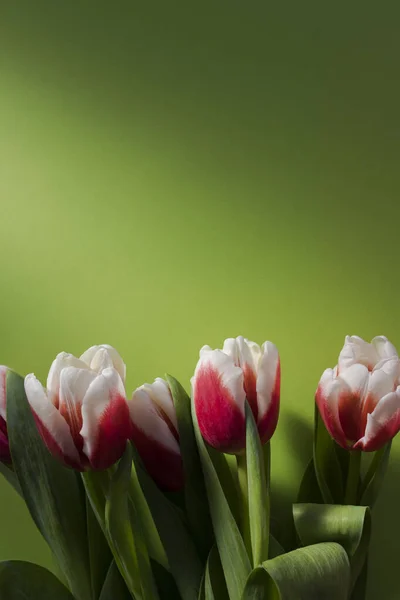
top-left (0, 366), bottom-right (11, 464)
top-left (192, 336), bottom-right (280, 454)
top-left (24, 346), bottom-right (130, 470)
top-left (316, 335), bottom-right (400, 451)
top-left (129, 378), bottom-right (184, 492)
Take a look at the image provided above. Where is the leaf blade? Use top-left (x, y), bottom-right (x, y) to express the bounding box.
top-left (6, 370), bottom-right (91, 600)
top-left (0, 561), bottom-right (75, 600)
top-left (192, 399), bottom-right (251, 600)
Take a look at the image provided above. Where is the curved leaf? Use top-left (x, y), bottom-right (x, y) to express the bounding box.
top-left (360, 441), bottom-right (391, 508)
top-left (0, 561), bottom-right (74, 600)
top-left (6, 370), bottom-right (91, 600)
top-left (0, 462), bottom-right (22, 497)
top-left (87, 496), bottom-right (112, 600)
top-left (293, 503), bottom-right (371, 588)
top-left (242, 542), bottom-right (350, 600)
top-left (132, 442), bottom-right (203, 600)
top-left (167, 374), bottom-right (213, 560)
top-left (99, 561), bottom-right (132, 600)
top-left (296, 459), bottom-right (323, 504)
top-left (106, 444), bottom-right (159, 600)
top-left (205, 546), bottom-right (229, 600)
top-left (313, 407), bottom-right (344, 504)
top-left (128, 463), bottom-right (169, 570)
top-left (245, 403), bottom-right (269, 566)
top-left (192, 399), bottom-right (251, 600)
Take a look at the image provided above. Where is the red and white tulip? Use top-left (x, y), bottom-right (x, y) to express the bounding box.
top-left (316, 335), bottom-right (400, 451)
top-left (129, 378), bottom-right (184, 492)
top-left (0, 366), bottom-right (11, 464)
top-left (192, 336), bottom-right (280, 454)
top-left (24, 345), bottom-right (131, 470)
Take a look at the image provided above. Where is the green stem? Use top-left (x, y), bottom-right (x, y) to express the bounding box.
top-left (236, 451), bottom-right (252, 561)
top-left (263, 442), bottom-right (271, 560)
top-left (344, 450), bottom-right (362, 505)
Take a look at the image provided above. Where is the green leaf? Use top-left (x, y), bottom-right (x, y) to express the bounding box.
top-left (128, 463), bottom-right (169, 570)
top-left (205, 546), bottom-right (229, 600)
top-left (0, 462), bottom-right (22, 497)
top-left (6, 370), bottom-right (91, 600)
top-left (245, 403), bottom-right (269, 566)
top-left (106, 444), bottom-right (159, 600)
top-left (360, 441), bottom-right (391, 507)
top-left (296, 459), bottom-right (323, 504)
top-left (99, 561), bottom-right (132, 600)
top-left (0, 561), bottom-right (75, 600)
top-left (241, 542), bottom-right (350, 600)
top-left (87, 495), bottom-right (112, 600)
top-left (192, 399), bottom-right (251, 600)
top-left (210, 449), bottom-right (240, 524)
top-left (167, 374), bottom-right (213, 559)
top-left (268, 535), bottom-right (285, 559)
top-left (132, 442), bottom-right (203, 600)
top-left (313, 407), bottom-right (344, 504)
top-left (293, 503), bottom-right (371, 588)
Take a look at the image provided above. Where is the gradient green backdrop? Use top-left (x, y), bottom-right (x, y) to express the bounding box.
top-left (1, 2), bottom-right (399, 598)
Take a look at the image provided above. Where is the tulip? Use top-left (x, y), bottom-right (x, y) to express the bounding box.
top-left (316, 335), bottom-right (400, 451)
top-left (129, 377), bottom-right (184, 492)
top-left (192, 336), bottom-right (280, 454)
top-left (0, 366), bottom-right (11, 463)
top-left (24, 346), bottom-right (131, 470)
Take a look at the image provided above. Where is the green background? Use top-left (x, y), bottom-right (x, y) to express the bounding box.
top-left (0, 2), bottom-right (399, 597)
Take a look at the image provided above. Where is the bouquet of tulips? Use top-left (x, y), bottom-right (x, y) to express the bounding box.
top-left (0, 335), bottom-right (398, 600)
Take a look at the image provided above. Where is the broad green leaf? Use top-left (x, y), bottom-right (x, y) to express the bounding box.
top-left (99, 561), bottom-right (132, 600)
top-left (129, 463), bottom-right (169, 570)
top-left (106, 444), bottom-right (159, 600)
top-left (209, 448), bottom-right (240, 524)
top-left (0, 462), bottom-right (22, 497)
top-left (293, 503), bottom-right (370, 588)
top-left (192, 399), bottom-right (251, 600)
top-left (132, 442), bottom-right (203, 600)
top-left (296, 459), bottom-right (323, 504)
top-left (360, 441), bottom-right (391, 507)
top-left (6, 370), bottom-right (91, 600)
top-left (241, 542), bottom-right (350, 600)
top-left (0, 560), bottom-right (74, 600)
top-left (205, 546), bottom-right (229, 600)
top-left (313, 407), bottom-right (344, 504)
top-left (350, 553), bottom-right (368, 600)
top-left (151, 560), bottom-right (181, 599)
top-left (268, 535), bottom-right (285, 559)
top-left (167, 374), bottom-right (213, 560)
top-left (245, 403), bottom-right (269, 566)
top-left (87, 496), bottom-right (112, 600)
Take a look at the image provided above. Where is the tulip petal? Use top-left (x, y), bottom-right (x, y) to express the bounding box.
top-left (338, 335), bottom-right (378, 372)
top-left (129, 387), bottom-right (180, 453)
top-left (315, 369), bottom-right (348, 449)
top-left (337, 364), bottom-right (369, 443)
top-left (0, 366), bottom-right (7, 422)
top-left (80, 345), bottom-right (126, 382)
top-left (0, 428), bottom-right (10, 463)
top-left (59, 367), bottom-right (97, 452)
top-left (24, 374), bottom-right (81, 468)
top-left (362, 368), bottom-right (396, 418)
top-left (355, 388), bottom-right (400, 451)
top-left (81, 368), bottom-right (130, 470)
top-left (129, 387), bottom-right (183, 491)
top-left (371, 336), bottom-right (398, 362)
top-left (192, 349), bottom-right (246, 453)
top-left (47, 353), bottom-right (88, 403)
top-left (256, 342), bottom-right (280, 444)
top-left (143, 378), bottom-right (178, 432)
